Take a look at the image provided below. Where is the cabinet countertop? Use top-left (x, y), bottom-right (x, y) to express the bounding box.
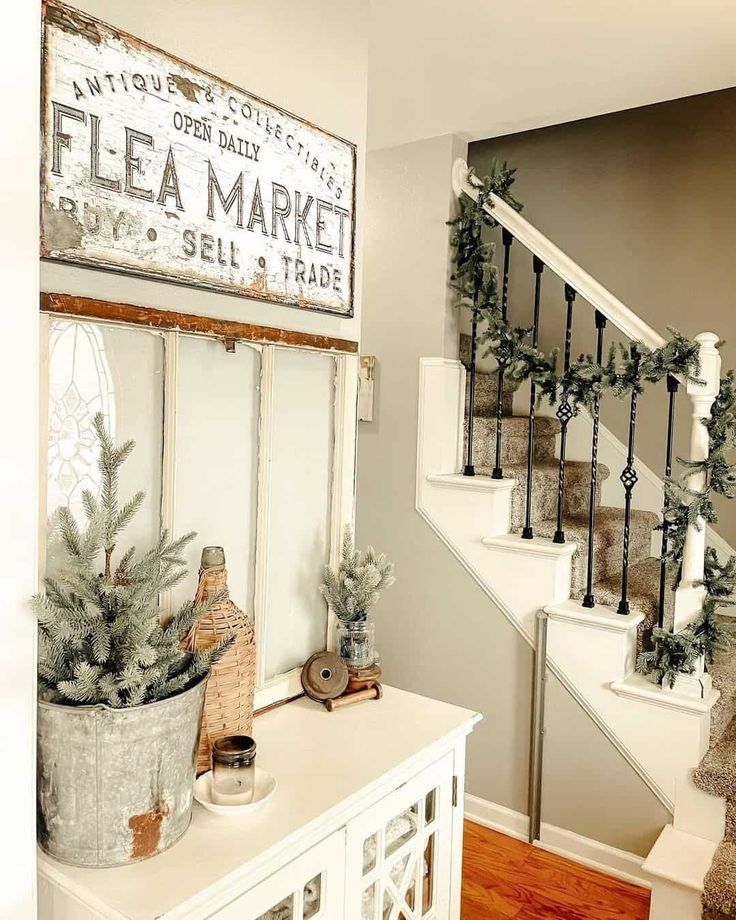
top-left (39, 685), bottom-right (480, 919)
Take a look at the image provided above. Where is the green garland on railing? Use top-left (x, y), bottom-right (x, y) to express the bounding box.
top-left (450, 165), bottom-right (735, 688)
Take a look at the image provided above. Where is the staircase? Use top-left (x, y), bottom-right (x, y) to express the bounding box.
top-left (416, 159), bottom-right (736, 920)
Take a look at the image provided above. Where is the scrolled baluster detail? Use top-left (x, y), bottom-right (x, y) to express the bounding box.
top-left (521, 255), bottom-right (544, 540)
top-left (581, 311), bottom-right (607, 608)
top-left (492, 229), bottom-right (513, 480)
top-left (617, 346), bottom-right (641, 616)
top-left (657, 374), bottom-right (679, 628)
top-left (553, 285), bottom-right (576, 544)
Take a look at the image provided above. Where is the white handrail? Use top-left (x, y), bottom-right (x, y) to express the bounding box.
top-left (452, 158), bottom-right (667, 349)
top-left (452, 157), bottom-right (723, 640)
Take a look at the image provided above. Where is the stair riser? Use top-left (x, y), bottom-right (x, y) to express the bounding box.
top-left (465, 417), bottom-right (557, 467)
top-left (726, 801), bottom-right (736, 844)
top-left (568, 522), bottom-right (653, 597)
top-left (508, 467), bottom-right (603, 530)
top-left (710, 683), bottom-right (736, 748)
top-left (464, 373), bottom-right (515, 417)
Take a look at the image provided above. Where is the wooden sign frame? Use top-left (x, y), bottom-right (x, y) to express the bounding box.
top-left (41, 1), bottom-right (357, 317)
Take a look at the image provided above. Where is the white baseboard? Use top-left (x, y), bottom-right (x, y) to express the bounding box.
top-left (464, 793), bottom-right (651, 889)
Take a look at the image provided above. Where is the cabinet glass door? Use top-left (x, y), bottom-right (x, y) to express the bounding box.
top-left (346, 753), bottom-right (455, 920)
top-left (211, 829), bottom-right (345, 920)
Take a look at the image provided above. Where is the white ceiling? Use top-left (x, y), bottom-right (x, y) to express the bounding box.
top-left (367, 0), bottom-right (736, 149)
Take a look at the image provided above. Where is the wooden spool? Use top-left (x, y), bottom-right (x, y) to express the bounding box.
top-left (185, 550), bottom-right (256, 775)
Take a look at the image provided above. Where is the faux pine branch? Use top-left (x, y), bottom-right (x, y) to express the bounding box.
top-left (320, 527), bottom-right (395, 623)
top-left (35, 413), bottom-right (232, 708)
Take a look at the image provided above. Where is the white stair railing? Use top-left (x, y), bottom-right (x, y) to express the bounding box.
top-left (451, 157), bottom-right (721, 640)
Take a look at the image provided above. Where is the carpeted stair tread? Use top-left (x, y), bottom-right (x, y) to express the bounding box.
top-left (466, 415), bottom-right (559, 467)
top-left (510, 460), bottom-right (608, 527)
top-left (595, 556), bottom-right (676, 629)
top-left (464, 371), bottom-right (515, 417)
top-left (694, 714), bottom-right (736, 801)
top-left (528, 507), bottom-right (659, 593)
top-left (702, 907), bottom-right (732, 920)
top-left (709, 645), bottom-right (736, 748)
top-left (475, 460), bottom-right (609, 531)
top-left (703, 840), bottom-right (736, 918)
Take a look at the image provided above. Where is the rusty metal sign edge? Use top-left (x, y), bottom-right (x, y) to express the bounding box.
top-left (40, 0), bottom-right (358, 318)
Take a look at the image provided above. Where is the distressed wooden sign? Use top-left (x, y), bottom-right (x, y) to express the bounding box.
top-left (41, 1), bottom-right (356, 316)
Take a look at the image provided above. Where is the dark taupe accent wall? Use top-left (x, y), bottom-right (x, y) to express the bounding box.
top-left (469, 88), bottom-right (736, 546)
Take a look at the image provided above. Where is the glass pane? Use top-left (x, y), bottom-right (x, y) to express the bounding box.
top-left (46, 319), bottom-right (164, 577)
top-left (363, 831), bottom-right (378, 875)
top-left (424, 788), bottom-right (437, 826)
top-left (362, 883), bottom-right (376, 920)
top-left (264, 349), bottom-right (335, 679)
top-left (172, 336), bottom-right (260, 618)
top-left (303, 874), bottom-right (321, 919)
top-left (422, 834), bottom-right (435, 915)
top-left (385, 803), bottom-right (419, 857)
top-left (382, 889), bottom-right (395, 920)
top-left (257, 893), bottom-right (294, 920)
top-left (389, 853), bottom-right (411, 889)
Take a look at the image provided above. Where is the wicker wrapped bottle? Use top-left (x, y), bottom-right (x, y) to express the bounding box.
top-left (185, 546), bottom-right (256, 775)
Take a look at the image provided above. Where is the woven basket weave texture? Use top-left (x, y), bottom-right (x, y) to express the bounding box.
top-left (186, 563), bottom-right (256, 776)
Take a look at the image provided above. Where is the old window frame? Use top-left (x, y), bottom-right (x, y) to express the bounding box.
top-left (39, 293), bottom-right (359, 711)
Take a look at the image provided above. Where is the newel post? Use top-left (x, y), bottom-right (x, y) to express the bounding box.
top-left (673, 332), bottom-right (721, 634)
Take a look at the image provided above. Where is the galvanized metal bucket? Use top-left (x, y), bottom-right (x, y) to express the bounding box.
top-left (37, 677), bottom-right (207, 867)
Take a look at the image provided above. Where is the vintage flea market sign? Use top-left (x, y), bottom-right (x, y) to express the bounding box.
top-left (41, 2), bottom-right (356, 316)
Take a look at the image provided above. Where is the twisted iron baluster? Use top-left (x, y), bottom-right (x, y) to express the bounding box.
top-left (521, 256), bottom-right (544, 540)
top-left (492, 229), bottom-right (513, 480)
top-left (581, 311), bottom-right (607, 608)
top-left (464, 305), bottom-right (480, 477)
top-left (618, 346), bottom-right (641, 615)
top-left (657, 374), bottom-right (679, 627)
top-left (553, 285), bottom-right (576, 544)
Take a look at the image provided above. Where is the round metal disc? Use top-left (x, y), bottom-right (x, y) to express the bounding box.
top-left (301, 652), bottom-right (349, 701)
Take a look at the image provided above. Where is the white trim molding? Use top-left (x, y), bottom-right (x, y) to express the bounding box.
top-left (464, 794), bottom-right (651, 889)
top-left (416, 357), bottom-right (724, 812)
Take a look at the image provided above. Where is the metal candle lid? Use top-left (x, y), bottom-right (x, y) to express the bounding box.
top-left (201, 546), bottom-right (226, 568)
top-left (212, 735), bottom-right (257, 765)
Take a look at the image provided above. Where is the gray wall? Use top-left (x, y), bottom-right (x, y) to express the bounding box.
top-left (357, 133), bottom-right (670, 856)
top-left (469, 88), bottom-right (736, 546)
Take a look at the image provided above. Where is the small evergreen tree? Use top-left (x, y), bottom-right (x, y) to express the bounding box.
top-left (320, 527), bottom-right (395, 623)
top-left (35, 413), bottom-right (231, 708)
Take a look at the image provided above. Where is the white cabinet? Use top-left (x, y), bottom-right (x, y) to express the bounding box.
top-left (212, 830), bottom-right (346, 920)
top-left (346, 753), bottom-right (454, 920)
top-left (38, 687), bottom-right (480, 920)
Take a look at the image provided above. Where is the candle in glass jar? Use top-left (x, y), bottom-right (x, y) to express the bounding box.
top-left (211, 736), bottom-right (257, 806)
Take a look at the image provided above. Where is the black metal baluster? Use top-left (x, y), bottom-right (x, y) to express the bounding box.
top-left (521, 256), bottom-right (545, 540)
top-left (464, 306), bottom-right (480, 477)
top-left (492, 229), bottom-right (513, 480)
top-left (581, 311), bottom-right (607, 608)
top-left (618, 346), bottom-right (641, 615)
top-left (553, 285), bottom-right (576, 544)
top-left (657, 374), bottom-right (679, 627)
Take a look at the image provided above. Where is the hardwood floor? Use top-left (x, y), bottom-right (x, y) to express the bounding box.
top-left (461, 821), bottom-right (651, 920)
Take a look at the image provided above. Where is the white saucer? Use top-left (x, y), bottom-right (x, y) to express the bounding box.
top-left (194, 767), bottom-right (277, 816)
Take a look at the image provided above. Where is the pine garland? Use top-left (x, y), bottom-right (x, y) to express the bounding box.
top-left (35, 413), bottom-right (233, 708)
top-left (450, 166), bottom-right (736, 687)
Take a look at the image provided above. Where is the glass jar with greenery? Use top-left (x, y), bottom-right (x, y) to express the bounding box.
top-left (320, 528), bottom-right (395, 670)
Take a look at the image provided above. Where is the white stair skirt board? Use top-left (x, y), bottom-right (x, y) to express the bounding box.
top-left (643, 824), bottom-right (719, 920)
top-left (547, 604), bottom-right (716, 806)
top-left (673, 772), bottom-right (727, 844)
top-left (417, 358), bottom-right (720, 812)
top-left (464, 794), bottom-right (650, 889)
